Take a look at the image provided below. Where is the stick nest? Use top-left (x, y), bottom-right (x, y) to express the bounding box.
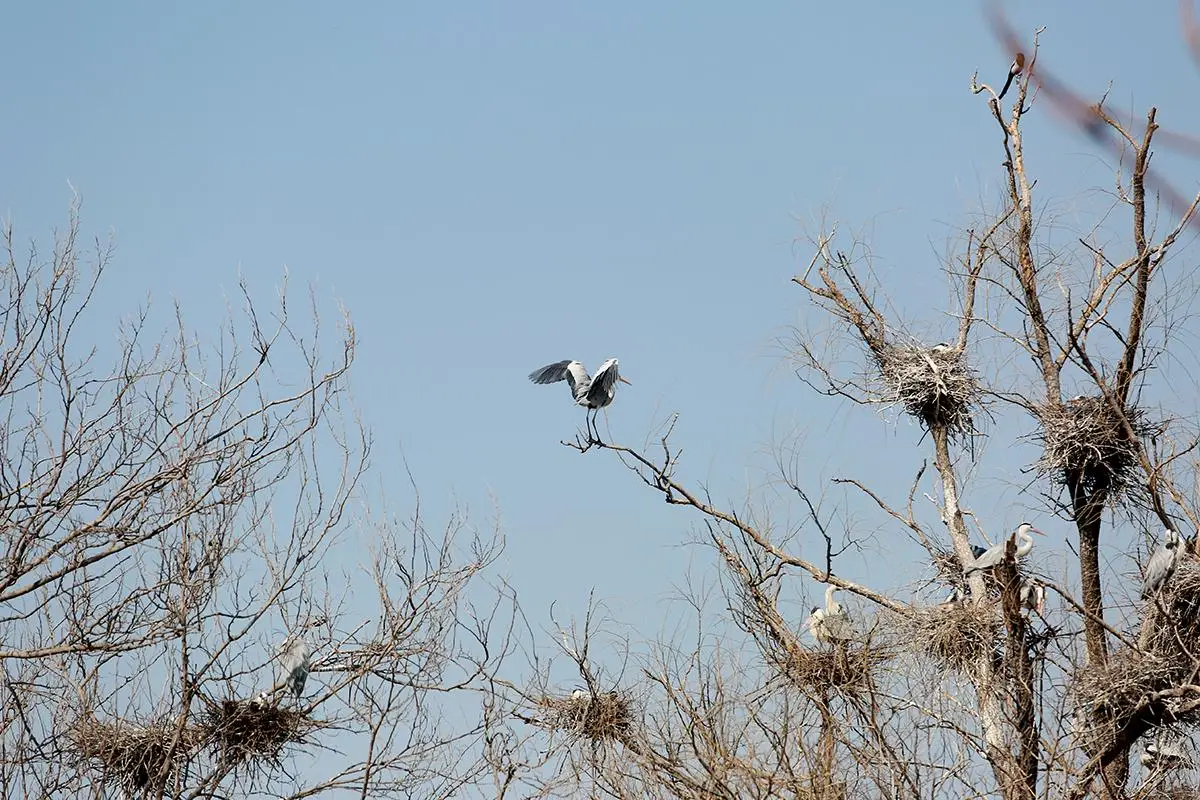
top-left (539, 691), bottom-right (634, 743)
top-left (779, 645), bottom-right (889, 695)
top-left (1073, 564), bottom-right (1200, 754)
top-left (905, 602), bottom-right (1002, 675)
top-left (69, 716), bottom-right (202, 796)
top-left (205, 698), bottom-right (312, 766)
top-left (1034, 395), bottom-right (1155, 496)
top-left (874, 342), bottom-right (980, 440)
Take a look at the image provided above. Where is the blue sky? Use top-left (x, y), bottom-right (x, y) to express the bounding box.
top-left (5, 1), bottom-right (1200, 680)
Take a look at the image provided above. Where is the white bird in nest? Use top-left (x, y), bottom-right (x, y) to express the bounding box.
top-left (570, 689), bottom-right (588, 701)
top-left (964, 523), bottom-right (1045, 577)
top-left (1141, 528), bottom-right (1182, 600)
top-left (249, 690), bottom-right (271, 709)
top-left (802, 586), bottom-right (858, 645)
top-left (528, 358), bottom-right (631, 441)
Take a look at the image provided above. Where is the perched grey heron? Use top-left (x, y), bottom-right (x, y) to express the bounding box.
top-left (279, 617), bottom-right (325, 703)
top-left (1019, 578), bottom-right (1046, 615)
top-left (1141, 528), bottom-right (1182, 600)
top-left (528, 358), bottom-right (631, 440)
top-left (802, 586), bottom-right (857, 645)
top-left (964, 523), bottom-right (1044, 577)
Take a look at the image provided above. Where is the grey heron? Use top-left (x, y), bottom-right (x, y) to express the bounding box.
top-left (279, 617), bottom-right (325, 703)
top-left (1141, 528), bottom-right (1182, 600)
top-left (528, 358), bottom-right (631, 440)
top-left (802, 586), bottom-right (858, 645)
top-left (964, 523), bottom-right (1044, 577)
top-left (1019, 578), bottom-right (1046, 615)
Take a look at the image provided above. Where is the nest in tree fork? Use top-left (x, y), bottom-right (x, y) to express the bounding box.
top-left (1073, 564), bottom-right (1200, 753)
top-left (204, 698), bottom-right (312, 766)
top-left (538, 691), bottom-right (634, 743)
top-left (779, 642), bottom-right (890, 696)
top-left (905, 602), bottom-right (1002, 675)
top-left (1035, 394), bottom-right (1154, 496)
top-left (69, 716), bottom-right (202, 796)
top-left (874, 342), bottom-right (980, 439)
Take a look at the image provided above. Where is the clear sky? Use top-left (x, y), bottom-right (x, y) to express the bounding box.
top-left (4, 0), bottom-right (1200, 704)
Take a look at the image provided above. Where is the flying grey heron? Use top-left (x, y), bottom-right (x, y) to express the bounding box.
top-left (528, 358), bottom-right (631, 440)
top-left (802, 586), bottom-right (858, 645)
top-left (964, 523), bottom-right (1044, 577)
top-left (1141, 528), bottom-right (1182, 600)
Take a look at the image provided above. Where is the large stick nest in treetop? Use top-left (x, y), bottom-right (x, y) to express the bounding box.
top-left (874, 342), bottom-right (981, 440)
top-left (1072, 562), bottom-right (1200, 755)
top-left (1034, 394), bottom-right (1156, 497)
top-left (69, 716), bottom-right (203, 796)
top-left (904, 602), bottom-right (1002, 675)
top-left (537, 691), bottom-right (635, 744)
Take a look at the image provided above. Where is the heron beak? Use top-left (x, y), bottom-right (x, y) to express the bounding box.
top-left (618, 376), bottom-right (632, 385)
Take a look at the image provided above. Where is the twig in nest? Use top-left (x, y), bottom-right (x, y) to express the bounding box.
top-left (777, 644), bottom-right (890, 696)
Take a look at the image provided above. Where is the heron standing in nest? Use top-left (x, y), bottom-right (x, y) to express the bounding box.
top-left (1142, 528), bottom-right (1182, 600)
top-left (964, 523), bottom-right (1045, 577)
top-left (803, 586), bottom-right (858, 645)
top-left (279, 616), bottom-right (326, 704)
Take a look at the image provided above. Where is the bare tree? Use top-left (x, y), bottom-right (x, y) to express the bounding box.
top-left (485, 25), bottom-right (1200, 800)
top-left (0, 201), bottom-right (510, 799)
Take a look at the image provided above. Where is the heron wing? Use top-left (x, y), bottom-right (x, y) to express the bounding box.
top-left (1142, 546), bottom-right (1179, 598)
top-left (965, 542), bottom-right (1003, 574)
top-left (528, 360), bottom-right (574, 384)
top-left (823, 612), bottom-right (857, 641)
top-left (585, 358), bottom-right (620, 407)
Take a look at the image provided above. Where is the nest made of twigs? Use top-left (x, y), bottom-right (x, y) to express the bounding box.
top-left (70, 716), bottom-right (202, 796)
top-left (778, 644), bottom-right (889, 695)
top-left (205, 698), bottom-right (310, 765)
top-left (540, 691), bottom-right (634, 743)
top-left (874, 342), bottom-right (980, 439)
top-left (905, 602), bottom-right (1002, 674)
top-left (1072, 650), bottom-right (1184, 754)
top-left (1034, 394), bottom-right (1156, 497)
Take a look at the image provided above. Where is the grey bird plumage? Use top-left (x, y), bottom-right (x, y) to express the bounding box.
top-left (965, 523), bottom-right (1042, 576)
top-left (804, 586), bottom-right (858, 645)
top-left (529, 358), bottom-right (631, 439)
top-left (280, 637), bottom-right (311, 700)
top-left (1141, 528), bottom-right (1182, 600)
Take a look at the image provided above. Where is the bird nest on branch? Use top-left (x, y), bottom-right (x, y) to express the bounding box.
top-left (1073, 565), bottom-right (1200, 754)
top-left (1034, 395), bottom-right (1155, 497)
top-left (534, 691), bottom-right (634, 744)
top-left (778, 643), bottom-right (890, 696)
top-left (69, 716), bottom-right (202, 797)
top-left (205, 698), bottom-right (313, 767)
top-left (905, 602), bottom-right (1002, 675)
top-left (874, 342), bottom-right (981, 441)
top-left (1071, 649), bottom-right (1183, 755)
top-left (929, 547), bottom-right (1005, 598)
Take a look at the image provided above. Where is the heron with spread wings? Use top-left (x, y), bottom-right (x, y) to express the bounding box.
top-left (528, 358), bottom-right (631, 441)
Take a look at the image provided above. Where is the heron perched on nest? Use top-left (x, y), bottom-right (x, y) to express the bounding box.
top-left (964, 523), bottom-right (1044, 577)
top-left (528, 358), bottom-right (632, 440)
top-left (1142, 528), bottom-right (1183, 600)
top-left (279, 617), bottom-right (326, 703)
top-left (803, 586), bottom-right (858, 645)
